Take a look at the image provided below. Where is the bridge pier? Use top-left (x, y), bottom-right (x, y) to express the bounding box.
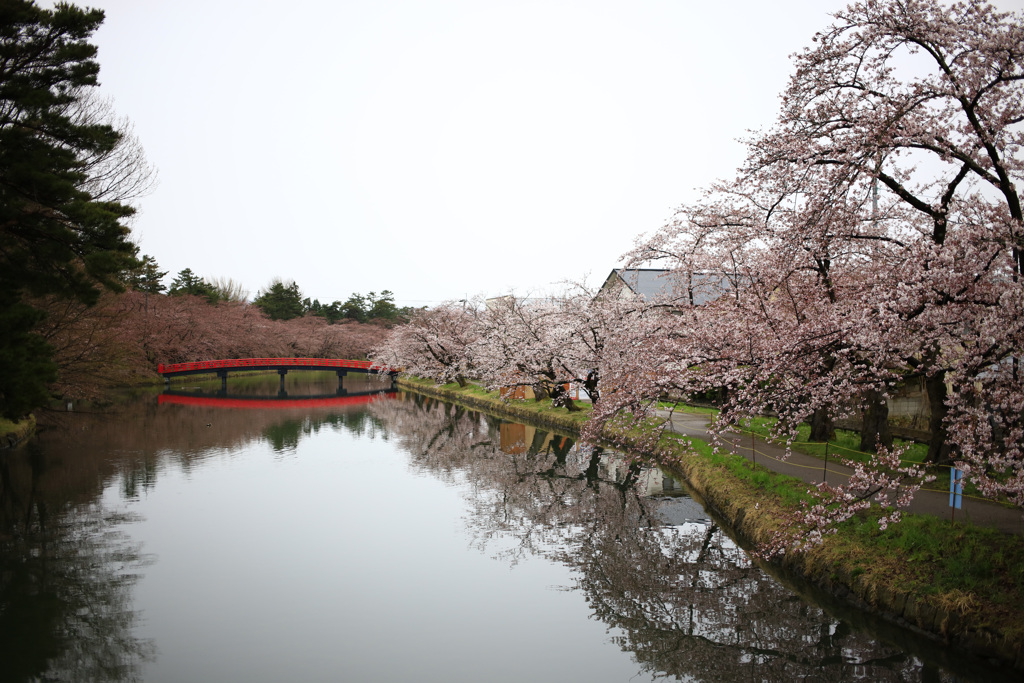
top-left (336, 369), bottom-right (348, 396)
top-left (278, 369), bottom-right (288, 397)
top-left (217, 369), bottom-right (229, 392)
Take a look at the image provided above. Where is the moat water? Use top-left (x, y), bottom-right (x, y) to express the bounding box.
top-left (0, 374), bottom-right (1011, 681)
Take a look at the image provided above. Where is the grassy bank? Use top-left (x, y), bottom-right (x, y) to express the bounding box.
top-left (398, 376), bottom-right (593, 433)
top-left (0, 415), bottom-right (35, 449)
top-left (398, 377), bottom-right (1024, 670)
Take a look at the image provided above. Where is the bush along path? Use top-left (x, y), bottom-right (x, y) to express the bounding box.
top-left (396, 377), bottom-right (1024, 672)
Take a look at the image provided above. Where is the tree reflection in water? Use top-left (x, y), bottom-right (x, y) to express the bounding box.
top-left (0, 445), bottom-right (155, 682)
top-left (370, 393), bottom-right (967, 682)
top-left (259, 410), bottom-right (386, 453)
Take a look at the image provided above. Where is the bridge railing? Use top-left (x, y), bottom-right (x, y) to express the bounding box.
top-left (158, 358), bottom-right (392, 375)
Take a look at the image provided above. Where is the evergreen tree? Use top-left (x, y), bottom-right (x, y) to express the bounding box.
top-left (0, 296), bottom-right (57, 418)
top-left (0, 1), bottom-right (141, 419)
top-left (168, 268), bottom-right (216, 300)
top-left (367, 290), bottom-right (399, 320)
top-left (126, 254), bottom-right (167, 294)
top-left (339, 293), bottom-right (368, 322)
top-left (306, 298), bottom-right (344, 324)
top-left (253, 279), bottom-right (305, 320)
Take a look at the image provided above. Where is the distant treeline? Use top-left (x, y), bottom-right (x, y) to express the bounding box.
top-left (131, 261), bottom-right (419, 323)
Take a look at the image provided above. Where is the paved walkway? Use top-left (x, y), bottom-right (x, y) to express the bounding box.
top-left (656, 409), bottom-right (1024, 536)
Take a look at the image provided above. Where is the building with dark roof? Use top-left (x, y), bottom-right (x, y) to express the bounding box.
top-left (599, 269), bottom-right (737, 306)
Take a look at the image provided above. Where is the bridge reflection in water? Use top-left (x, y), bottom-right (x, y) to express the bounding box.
top-left (159, 388), bottom-right (397, 409)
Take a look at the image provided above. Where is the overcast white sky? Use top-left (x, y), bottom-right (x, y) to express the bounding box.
top-left (54, 0), bottom-right (1024, 306)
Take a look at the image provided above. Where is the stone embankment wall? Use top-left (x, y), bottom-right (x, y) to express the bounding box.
top-left (396, 378), bottom-right (1023, 671)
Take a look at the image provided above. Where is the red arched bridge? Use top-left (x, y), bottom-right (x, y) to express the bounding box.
top-left (158, 358), bottom-right (398, 392)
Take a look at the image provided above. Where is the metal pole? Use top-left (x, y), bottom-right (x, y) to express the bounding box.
top-left (823, 442), bottom-right (829, 483)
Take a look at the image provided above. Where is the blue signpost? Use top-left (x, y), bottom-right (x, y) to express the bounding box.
top-left (949, 468), bottom-right (963, 522)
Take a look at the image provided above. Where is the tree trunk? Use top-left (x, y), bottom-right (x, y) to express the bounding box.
top-left (925, 371), bottom-right (953, 464)
top-left (859, 389), bottom-right (893, 453)
top-left (583, 369), bottom-right (600, 405)
top-left (550, 382), bottom-right (579, 411)
top-left (809, 407), bottom-right (835, 443)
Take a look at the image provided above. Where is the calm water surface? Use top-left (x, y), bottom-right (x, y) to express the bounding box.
top-left (0, 374), bottom-right (1011, 681)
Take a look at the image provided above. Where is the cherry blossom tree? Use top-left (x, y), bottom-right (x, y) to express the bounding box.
top-left (553, 282), bottom-right (651, 406)
top-left (470, 295), bottom-right (582, 408)
top-left (464, 287), bottom-right (652, 411)
top-left (590, 0), bottom-right (1024, 544)
top-left (32, 292), bottom-right (137, 400)
top-left (368, 301), bottom-right (482, 387)
top-left (756, 0), bottom-right (1023, 465)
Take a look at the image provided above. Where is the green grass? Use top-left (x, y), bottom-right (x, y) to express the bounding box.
top-left (828, 509), bottom-right (1024, 634)
top-left (662, 429), bottom-right (813, 507)
top-left (0, 414), bottom-right (35, 443)
top-left (657, 400), bottom-right (718, 415)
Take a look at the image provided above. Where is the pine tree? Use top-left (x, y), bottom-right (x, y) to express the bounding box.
top-left (367, 290), bottom-right (399, 320)
top-left (253, 280), bottom-right (305, 321)
top-left (127, 255), bottom-right (167, 294)
top-left (0, 1), bottom-right (141, 419)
